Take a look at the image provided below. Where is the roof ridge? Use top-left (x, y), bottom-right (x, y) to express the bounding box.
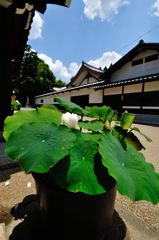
top-left (82, 61), bottom-right (103, 71)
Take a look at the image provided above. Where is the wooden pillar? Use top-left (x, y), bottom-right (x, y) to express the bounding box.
top-left (0, 6), bottom-right (13, 131)
top-left (0, 4), bottom-right (35, 131)
top-left (0, 0), bottom-right (71, 131)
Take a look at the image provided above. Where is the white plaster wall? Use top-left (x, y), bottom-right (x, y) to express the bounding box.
top-left (81, 78), bottom-right (88, 85)
top-left (35, 89), bottom-right (91, 105)
top-left (34, 79), bottom-right (159, 106)
top-left (45, 96), bottom-right (53, 103)
top-left (89, 88), bottom-right (103, 103)
top-left (52, 92), bottom-right (71, 103)
top-left (35, 92), bottom-right (72, 105)
top-left (70, 88), bottom-right (90, 96)
top-left (111, 50), bottom-right (159, 82)
top-left (74, 71), bottom-right (87, 86)
top-left (133, 50), bottom-right (157, 60)
top-left (64, 87), bottom-right (103, 104)
top-left (57, 88), bottom-right (103, 104)
top-left (124, 83), bottom-right (142, 93)
top-left (34, 98), bottom-right (41, 105)
top-left (53, 89), bottom-right (90, 103)
top-left (89, 76), bottom-right (98, 84)
top-left (34, 95), bottom-right (53, 105)
top-left (104, 86), bottom-right (122, 95)
top-left (144, 80), bottom-right (159, 92)
top-left (80, 76), bottom-right (98, 85)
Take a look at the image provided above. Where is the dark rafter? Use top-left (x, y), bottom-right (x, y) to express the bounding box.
top-left (0, 0), bottom-right (72, 130)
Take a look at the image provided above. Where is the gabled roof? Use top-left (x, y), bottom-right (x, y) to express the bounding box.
top-left (101, 40), bottom-right (159, 80)
top-left (67, 61), bottom-right (104, 87)
top-left (81, 61), bottom-right (104, 73)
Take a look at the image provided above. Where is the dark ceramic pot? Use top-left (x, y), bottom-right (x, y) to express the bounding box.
top-left (32, 171), bottom-right (129, 240)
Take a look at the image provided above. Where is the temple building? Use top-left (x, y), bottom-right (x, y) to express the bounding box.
top-left (35, 40), bottom-right (159, 125)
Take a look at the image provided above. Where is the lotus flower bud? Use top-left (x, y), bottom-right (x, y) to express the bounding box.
top-left (104, 120), bottom-right (111, 130)
top-left (61, 112), bottom-right (79, 129)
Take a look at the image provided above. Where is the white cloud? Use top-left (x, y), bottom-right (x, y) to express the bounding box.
top-left (88, 51), bottom-right (122, 69)
top-left (38, 53), bottom-right (80, 83)
top-left (29, 11), bottom-right (44, 39)
top-left (153, 0), bottom-right (159, 16)
top-left (82, 0), bottom-right (129, 21)
top-left (38, 51), bottom-right (121, 83)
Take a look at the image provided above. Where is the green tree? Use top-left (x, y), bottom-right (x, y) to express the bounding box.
top-left (12, 45), bottom-right (65, 106)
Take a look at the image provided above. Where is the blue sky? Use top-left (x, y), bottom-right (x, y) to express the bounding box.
top-left (28, 0), bottom-right (159, 83)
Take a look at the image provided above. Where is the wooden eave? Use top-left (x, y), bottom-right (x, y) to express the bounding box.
top-left (0, 0), bottom-right (72, 79)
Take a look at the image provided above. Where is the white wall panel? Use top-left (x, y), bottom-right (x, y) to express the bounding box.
top-left (144, 81), bottom-right (159, 92)
top-left (104, 86), bottom-right (122, 95)
top-left (124, 83), bottom-right (142, 93)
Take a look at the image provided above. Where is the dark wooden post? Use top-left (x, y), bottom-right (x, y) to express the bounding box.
top-left (0, 4), bottom-right (35, 131)
top-left (0, 6), bottom-right (13, 131)
top-left (0, 0), bottom-right (71, 131)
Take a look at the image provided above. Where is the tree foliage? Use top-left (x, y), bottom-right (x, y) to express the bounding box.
top-left (12, 45), bottom-right (65, 106)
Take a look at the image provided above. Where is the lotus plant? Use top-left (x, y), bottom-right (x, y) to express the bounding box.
top-left (3, 96), bottom-right (159, 204)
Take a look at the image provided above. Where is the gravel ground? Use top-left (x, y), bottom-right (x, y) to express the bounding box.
top-left (0, 123), bottom-right (159, 238)
top-left (0, 168), bottom-right (35, 220)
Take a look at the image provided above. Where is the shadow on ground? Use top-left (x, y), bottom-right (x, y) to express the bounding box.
top-left (8, 194), bottom-right (130, 240)
top-left (0, 166), bottom-right (21, 183)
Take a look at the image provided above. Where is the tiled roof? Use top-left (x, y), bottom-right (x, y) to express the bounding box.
top-left (82, 61), bottom-right (104, 73)
top-left (35, 73), bottom-right (159, 98)
top-left (35, 80), bottom-right (105, 98)
top-left (95, 73), bottom-right (159, 90)
top-left (101, 40), bottom-right (159, 80)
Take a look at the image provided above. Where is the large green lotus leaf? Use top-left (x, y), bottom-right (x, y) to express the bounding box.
top-left (5, 123), bottom-right (76, 173)
top-left (124, 131), bottom-right (144, 151)
top-left (51, 155), bottom-right (70, 189)
top-left (55, 96), bottom-right (88, 116)
top-left (3, 108), bottom-right (62, 141)
top-left (65, 132), bottom-right (105, 194)
top-left (107, 110), bottom-right (118, 122)
top-left (99, 131), bottom-right (159, 204)
top-left (79, 120), bottom-right (104, 132)
top-left (120, 111), bottom-right (135, 130)
top-left (85, 106), bottom-right (114, 121)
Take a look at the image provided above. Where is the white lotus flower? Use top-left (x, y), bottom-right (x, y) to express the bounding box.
top-left (61, 112), bottom-right (79, 129)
